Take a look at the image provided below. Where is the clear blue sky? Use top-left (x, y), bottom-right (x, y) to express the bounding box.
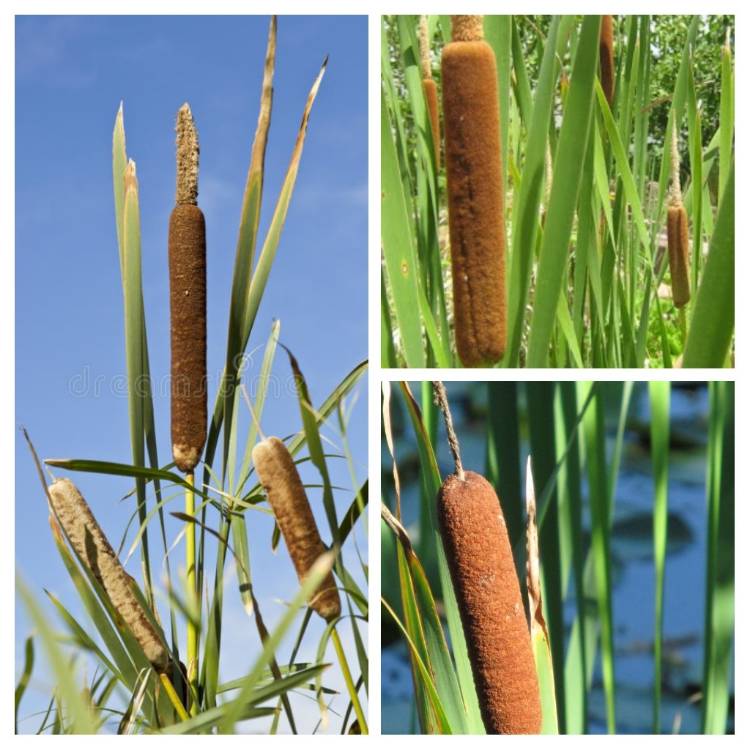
top-left (15, 15), bottom-right (368, 732)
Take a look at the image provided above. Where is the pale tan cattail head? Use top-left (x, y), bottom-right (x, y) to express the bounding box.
top-left (252, 437), bottom-right (341, 621)
top-left (175, 103), bottom-right (199, 206)
top-left (451, 15), bottom-right (484, 42)
top-left (169, 103), bottom-right (207, 473)
top-left (47, 478), bottom-right (169, 672)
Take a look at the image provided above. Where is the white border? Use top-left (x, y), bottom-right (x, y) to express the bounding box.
top-left (3, 1), bottom-right (747, 742)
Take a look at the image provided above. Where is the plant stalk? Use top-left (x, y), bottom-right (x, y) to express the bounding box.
top-left (186, 473), bottom-right (198, 716)
top-left (159, 673), bottom-right (189, 722)
top-left (331, 627), bottom-right (367, 733)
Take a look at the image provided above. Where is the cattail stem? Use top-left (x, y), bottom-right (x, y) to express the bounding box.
top-left (443, 14), bottom-right (506, 365)
top-left (160, 673), bottom-right (190, 722)
top-left (331, 627), bottom-right (368, 733)
top-left (432, 381), bottom-right (464, 480)
top-left (185, 473), bottom-right (198, 716)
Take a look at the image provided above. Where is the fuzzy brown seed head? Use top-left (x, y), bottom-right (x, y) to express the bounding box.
top-left (451, 15), bottom-right (484, 42)
top-left (422, 78), bottom-right (441, 170)
top-left (599, 16), bottom-right (615, 107)
top-left (252, 437), bottom-right (341, 622)
top-left (176, 103), bottom-right (199, 206)
top-left (442, 39), bottom-right (506, 366)
top-left (169, 203), bottom-right (207, 472)
top-left (47, 479), bottom-right (169, 671)
top-left (438, 471), bottom-right (541, 734)
top-left (667, 205), bottom-right (690, 308)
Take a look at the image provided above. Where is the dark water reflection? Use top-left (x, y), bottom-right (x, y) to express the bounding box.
top-left (381, 382), bottom-right (734, 734)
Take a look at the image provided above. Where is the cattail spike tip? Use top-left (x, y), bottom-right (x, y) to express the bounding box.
top-left (176, 102), bottom-right (199, 205)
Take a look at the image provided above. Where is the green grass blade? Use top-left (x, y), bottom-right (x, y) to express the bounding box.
top-left (526, 16), bottom-right (600, 366)
top-left (222, 18), bottom-right (276, 475)
top-left (236, 319), bottom-right (281, 495)
top-left (719, 38), bottom-right (733, 203)
top-left (121, 164), bottom-right (152, 603)
top-left (581, 383), bottom-right (616, 732)
top-left (217, 551), bottom-right (336, 732)
top-left (15, 636), bottom-right (34, 733)
top-left (527, 383), bottom-right (566, 727)
top-left (44, 590), bottom-right (122, 681)
top-left (506, 16), bottom-right (561, 365)
top-left (682, 162), bottom-right (734, 367)
top-left (17, 577), bottom-right (99, 734)
top-left (649, 381), bottom-right (670, 732)
top-left (381, 89), bottom-right (426, 367)
top-left (112, 103), bottom-right (127, 277)
top-left (485, 382), bottom-right (523, 549)
top-left (702, 382), bottom-right (734, 733)
top-left (286, 349), bottom-right (339, 541)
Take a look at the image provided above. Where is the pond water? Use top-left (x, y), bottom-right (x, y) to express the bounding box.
top-left (381, 382), bottom-right (734, 734)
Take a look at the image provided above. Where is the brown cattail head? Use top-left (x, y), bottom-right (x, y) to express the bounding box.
top-left (422, 79), bottom-right (441, 169)
top-left (667, 205), bottom-right (690, 307)
top-left (667, 122), bottom-right (690, 307)
top-left (252, 437), bottom-right (341, 622)
top-left (419, 17), bottom-right (440, 169)
top-left (442, 23), bottom-right (506, 366)
top-left (437, 471), bottom-right (541, 734)
top-left (599, 15), bottom-right (615, 107)
top-left (170, 103), bottom-right (207, 473)
top-left (47, 479), bottom-right (169, 672)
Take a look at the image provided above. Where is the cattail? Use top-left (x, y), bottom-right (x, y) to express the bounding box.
top-left (47, 478), bottom-right (169, 672)
top-left (437, 471), bottom-right (541, 733)
top-left (419, 16), bottom-right (440, 169)
top-left (169, 103), bottom-right (207, 473)
top-left (252, 437), bottom-right (341, 622)
top-left (442, 15), bottom-right (506, 367)
top-left (667, 121), bottom-right (690, 307)
top-left (599, 15), bottom-right (615, 107)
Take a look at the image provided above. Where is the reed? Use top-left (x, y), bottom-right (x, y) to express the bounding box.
top-left (667, 121), bottom-right (690, 308)
top-left (442, 15), bottom-right (506, 367)
top-left (419, 16), bottom-right (440, 168)
top-left (169, 103), bottom-right (207, 474)
top-left (252, 436), bottom-right (341, 621)
top-left (47, 478), bottom-right (168, 672)
top-left (599, 15), bottom-right (615, 107)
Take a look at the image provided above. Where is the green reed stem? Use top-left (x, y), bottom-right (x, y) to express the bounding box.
top-left (331, 627), bottom-right (367, 733)
top-left (159, 673), bottom-right (189, 722)
top-left (186, 473), bottom-right (198, 716)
